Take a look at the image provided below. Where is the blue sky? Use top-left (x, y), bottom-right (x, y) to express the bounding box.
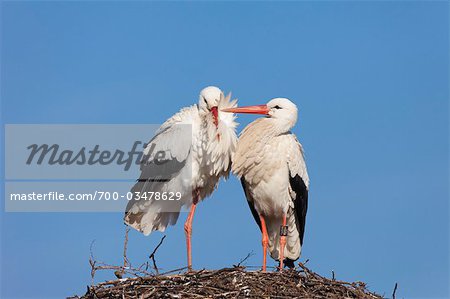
top-left (1, 1), bottom-right (449, 298)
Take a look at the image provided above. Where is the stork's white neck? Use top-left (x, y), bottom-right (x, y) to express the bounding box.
top-left (255, 117), bottom-right (296, 137)
top-left (198, 94), bottom-right (238, 176)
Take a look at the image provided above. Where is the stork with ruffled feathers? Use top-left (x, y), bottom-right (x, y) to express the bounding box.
top-left (222, 98), bottom-right (309, 271)
top-left (125, 86), bottom-right (238, 270)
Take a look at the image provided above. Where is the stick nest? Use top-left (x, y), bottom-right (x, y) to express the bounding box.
top-left (70, 264), bottom-right (382, 299)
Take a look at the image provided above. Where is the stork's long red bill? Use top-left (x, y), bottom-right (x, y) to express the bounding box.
top-left (221, 105), bottom-right (269, 115)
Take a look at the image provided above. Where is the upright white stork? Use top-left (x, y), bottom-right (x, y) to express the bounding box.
top-left (125, 86), bottom-right (238, 270)
top-left (222, 98), bottom-right (309, 271)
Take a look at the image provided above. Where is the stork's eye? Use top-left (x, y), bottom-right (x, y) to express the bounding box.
top-left (273, 105), bottom-right (282, 109)
top-left (202, 96), bottom-right (208, 105)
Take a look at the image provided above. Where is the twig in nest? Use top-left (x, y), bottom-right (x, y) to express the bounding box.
top-left (89, 240), bottom-right (97, 285)
top-left (148, 235), bottom-right (166, 275)
top-left (89, 237), bottom-right (154, 281)
top-left (118, 226), bottom-right (130, 278)
top-left (75, 264), bottom-right (383, 299)
top-left (233, 251), bottom-right (254, 267)
top-left (159, 266), bottom-right (189, 276)
top-left (392, 282), bottom-right (398, 299)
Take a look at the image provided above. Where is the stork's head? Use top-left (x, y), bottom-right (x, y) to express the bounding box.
top-left (199, 86), bottom-right (223, 126)
top-left (266, 98), bottom-right (298, 127)
top-left (221, 97), bottom-right (298, 131)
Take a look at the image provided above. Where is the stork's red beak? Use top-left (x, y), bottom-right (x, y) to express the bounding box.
top-left (221, 105), bottom-right (269, 115)
top-left (211, 106), bottom-right (219, 127)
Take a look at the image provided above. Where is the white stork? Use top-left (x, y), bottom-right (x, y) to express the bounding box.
top-left (125, 86), bottom-right (238, 270)
top-left (222, 98), bottom-right (309, 271)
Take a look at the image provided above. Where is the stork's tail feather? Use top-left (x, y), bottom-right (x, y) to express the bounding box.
top-left (124, 210), bottom-right (180, 235)
top-left (124, 179), bottom-right (185, 235)
top-left (281, 258), bottom-right (296, 269)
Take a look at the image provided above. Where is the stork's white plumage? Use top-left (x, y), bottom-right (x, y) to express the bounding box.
top-left (125, 86), bottom-right (238, 270)
top-left (222, 98), bottom-right (309, 271)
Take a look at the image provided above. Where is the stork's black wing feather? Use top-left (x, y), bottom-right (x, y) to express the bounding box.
top-left (241, 177), bottom-right (261, 231)
top-left (289, 174), bottom-right (308, 245)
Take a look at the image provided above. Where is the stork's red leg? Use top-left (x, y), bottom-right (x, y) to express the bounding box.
top-left (259, 215), bottom-right (269, 272)
top-left (279, 214), bottom-right (288, 270)
top-left (184, 202), bottom-right (197, 271)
